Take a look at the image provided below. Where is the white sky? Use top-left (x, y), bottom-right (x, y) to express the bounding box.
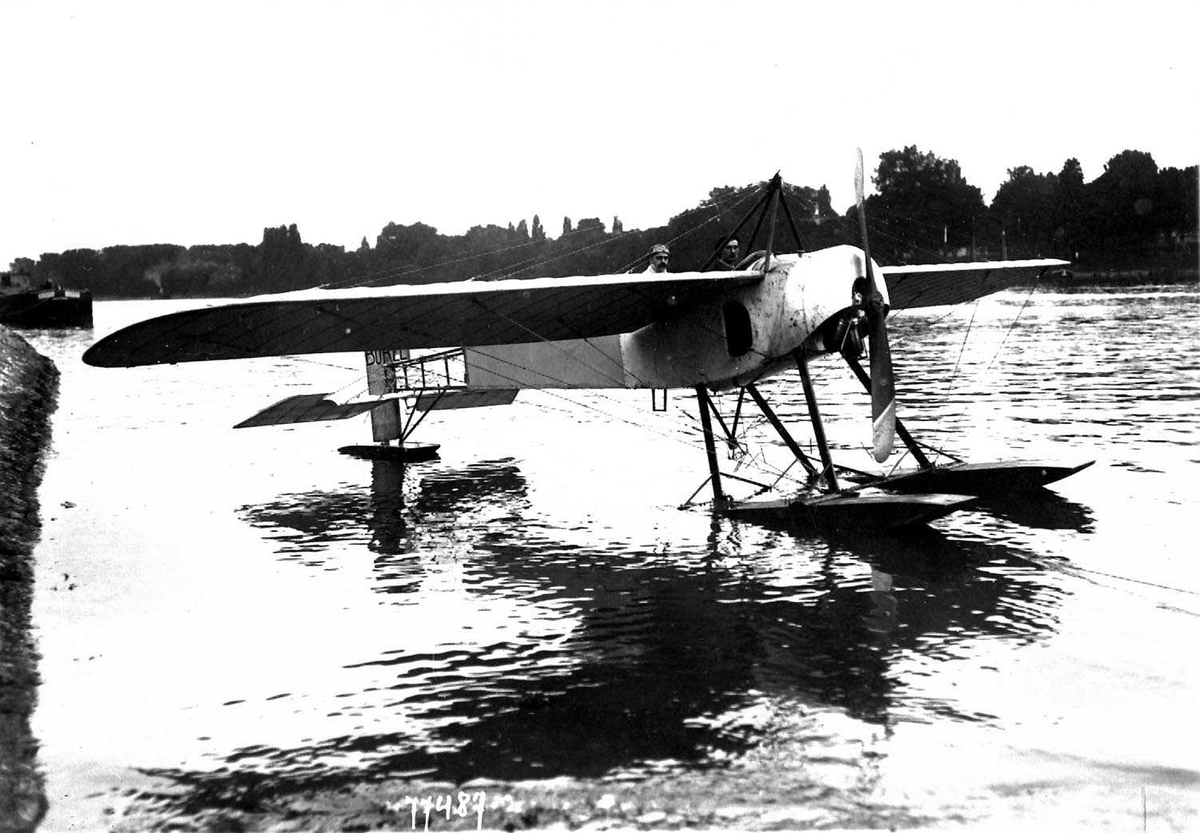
top-left (2, 0), bottom-right (1196, 270)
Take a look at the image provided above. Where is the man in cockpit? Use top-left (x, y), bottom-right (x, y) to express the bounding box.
top-left (644, 244), bottom-right (670, 273)
top-left (713, 238), bottom-right (740, 270)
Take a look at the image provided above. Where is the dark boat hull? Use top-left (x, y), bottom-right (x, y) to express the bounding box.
top-left (0, 289), bottom-right (93, 328)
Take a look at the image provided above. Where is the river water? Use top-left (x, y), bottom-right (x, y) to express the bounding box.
top-left (17, 283), bottom-right (1200, 831)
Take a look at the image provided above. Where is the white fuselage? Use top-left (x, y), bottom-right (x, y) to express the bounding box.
top-left (464, 245), bottom-right (885, 391)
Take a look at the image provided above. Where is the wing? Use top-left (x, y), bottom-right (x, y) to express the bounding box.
top-left (83, 270), bottom-right (762, 367)
top-left (881, 258), bottom-right (1069, 310)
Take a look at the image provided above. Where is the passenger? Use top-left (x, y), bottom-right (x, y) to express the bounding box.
top-left (645, 244), bottom-right (670, 273)
top-left (714, 238), bottom-right (740, 270)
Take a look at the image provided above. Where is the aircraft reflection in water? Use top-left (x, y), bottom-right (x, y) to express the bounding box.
top-left (133, 458), bottom-right (1095, 811)
top-left (240, 458), bottom-right (529, 583)
top-left (971, 491), bottom-right (1095, 533)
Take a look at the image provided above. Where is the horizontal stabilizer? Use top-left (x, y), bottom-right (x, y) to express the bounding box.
top-left (233, 393), bottom-right (388, 428)
top-left (410, 389), bottom-right (519, 411)
top-left (882, 258), bottom-right (1069, 310)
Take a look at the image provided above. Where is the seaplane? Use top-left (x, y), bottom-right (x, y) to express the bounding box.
top-left (83, 155), bottom-right (1091, 534)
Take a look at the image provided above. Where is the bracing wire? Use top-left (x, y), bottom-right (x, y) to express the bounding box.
top-left (984, 282), bottom-right (1040, 372)
top-left (942, 299), bottom-right (980, 403)
top-left (316, 185), bottom-right (767, 291)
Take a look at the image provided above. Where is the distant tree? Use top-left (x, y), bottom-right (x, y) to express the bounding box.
top-left (613, 216), bottom-right (623, 234)
top-left (1089, 149), bottom-right (1160, 257)
top-left (531, 215), bottom-right (546, 242)
top-left (374, 221), bottom-right (442, 274)
top-left (562, 216), bottom-right (572, 236)
top-left (95, 244), bottom-right (186, 296)
top-left (869, 145), bottom-right (986, 261)
top-left (1154, 165), bottom-right (1199, 246)
top-left (703, 185), bottom-right (741, 206)
top-left (160, 259), bottom-right (218, 297)
top-left (991, 165), bottom-right (1057, 257)
top-left (1054, 158), bottom-right (1086, 258)
top-left (1100, 149), bottom-right (1159, 190)
top-left (56, 248), bottom-right (101, 285)
top-left (516, 219), bottom-right (529, 240)
top-left (461, 223), bottom-right (517, 276)
top-left (260, 223), bottom-right (309, 291)
top-left (815, 185), bottom-right (835, 221)
top-left (8, 257), bottom-right (35, 275)
top-left (464, 224), bottom-right (510, 251)
top-left (576, 217), bottom-right (605, 234)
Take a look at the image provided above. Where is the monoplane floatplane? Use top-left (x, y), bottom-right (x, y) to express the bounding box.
top-left (83, 156), bottom-right (1092, 534)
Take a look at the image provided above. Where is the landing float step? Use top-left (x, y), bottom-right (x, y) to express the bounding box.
top-left (723, 491), bottom-right (974, 533)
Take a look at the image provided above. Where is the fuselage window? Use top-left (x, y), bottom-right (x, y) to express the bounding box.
top-left (723, 301), bottom-right (753, 357)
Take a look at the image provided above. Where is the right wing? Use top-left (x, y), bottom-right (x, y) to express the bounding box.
top-left (882, 258), bottom-right (1069, 310)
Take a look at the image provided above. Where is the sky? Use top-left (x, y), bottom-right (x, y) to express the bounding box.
top-left (2, 0), bottom-right (1197, 270)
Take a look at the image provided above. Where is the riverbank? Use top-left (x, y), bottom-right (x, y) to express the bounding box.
top-left (0, 325), bottom-right (58, 833)
top-left (1040, 266), bottom-right (1198, 287)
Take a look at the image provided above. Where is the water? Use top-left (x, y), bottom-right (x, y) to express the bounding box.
top-left (18, 285), bottom-right (1200, 830)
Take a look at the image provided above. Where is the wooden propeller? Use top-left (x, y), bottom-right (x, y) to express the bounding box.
top-left (855, 148), bottom-right (895, 463)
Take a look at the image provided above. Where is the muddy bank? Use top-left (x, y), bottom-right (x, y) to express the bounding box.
top-left (0, 326), bottom-right (59, 833)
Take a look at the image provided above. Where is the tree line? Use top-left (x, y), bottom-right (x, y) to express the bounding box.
top-left (5, 147), bottom-right (1195, 298)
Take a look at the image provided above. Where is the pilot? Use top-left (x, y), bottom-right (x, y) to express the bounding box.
top-left (645, 244), bottom-right (670, 273)
top-left (714, 238), bottom-right (740, 270)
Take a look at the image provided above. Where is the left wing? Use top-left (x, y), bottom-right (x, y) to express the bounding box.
top-left (882, 258), bottom-right (1068, 310)
top-left (83, 270), bottom-right (762, 367)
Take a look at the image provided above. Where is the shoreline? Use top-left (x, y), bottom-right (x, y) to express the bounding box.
top-left (1039, 267), bottom-right (1198, 287)
top-left (0, 325), bottom-right (60, 833)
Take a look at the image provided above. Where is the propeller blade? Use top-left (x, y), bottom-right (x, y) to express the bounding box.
top-left (855, 148), bottom-right (895, 462)
top-left (868, 310), bottom-right (895, 461)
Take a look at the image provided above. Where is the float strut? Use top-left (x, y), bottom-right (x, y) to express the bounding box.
top-left (795, 352), bottom-right (840, 492)
top-left (745, 383), bottom-right (821, 482)
top-left (695, 386), bottom-right (726, 508)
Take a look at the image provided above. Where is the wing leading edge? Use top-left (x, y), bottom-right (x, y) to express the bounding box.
top-left (83, 270), bottom-right (763, 368)
top-left (882, 258), bottom-right (1069, 310)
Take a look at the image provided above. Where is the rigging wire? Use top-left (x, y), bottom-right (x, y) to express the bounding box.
top-left (313, 185), bottom-right (767, 291)
top-left (984, 281), bottom-right (1040, 372)
top-left (942, 299), bottom-right (980, 404)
